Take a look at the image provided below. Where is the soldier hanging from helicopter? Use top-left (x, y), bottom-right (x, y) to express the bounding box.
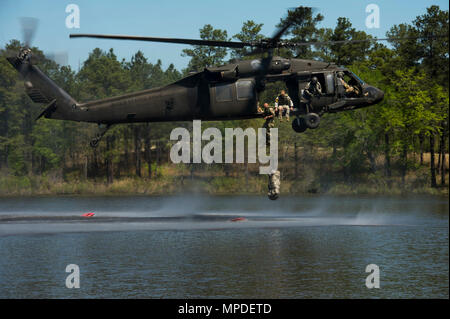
top-left (268, 170), bottom-right (281, 200)
top-left (262, 102), bottom-right (275, 146)
top-left (260, 102), bottom-right (281, 200)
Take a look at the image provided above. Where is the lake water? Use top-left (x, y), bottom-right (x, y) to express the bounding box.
top-left (0, 195), bottom-right (448, 298)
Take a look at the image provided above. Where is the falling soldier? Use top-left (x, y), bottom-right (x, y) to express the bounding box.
top-left (262, 102), bottom-right (275, 147)
top-left (268, 170), bottom-right (281, 200)
top-left (261, 102), bottom-right (280, 200)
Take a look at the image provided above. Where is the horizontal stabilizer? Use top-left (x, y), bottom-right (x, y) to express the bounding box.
top-left (35, 99), bottom-right (57, 121)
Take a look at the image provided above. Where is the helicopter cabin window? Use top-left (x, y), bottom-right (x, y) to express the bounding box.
top-left (325, 74), bottom-right (335, 94)
top-left (215, 83), bottom-right (233, 102)
top-left (236, 80), bottom-right (254, 100)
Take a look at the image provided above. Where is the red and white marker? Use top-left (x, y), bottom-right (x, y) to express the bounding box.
top-left (81, 212), bottom-right (95, 218)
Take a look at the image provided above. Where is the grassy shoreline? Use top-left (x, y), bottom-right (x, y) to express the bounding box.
top-left (1, 174), bottom-right (448, 197)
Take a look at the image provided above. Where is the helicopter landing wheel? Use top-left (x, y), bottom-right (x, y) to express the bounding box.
top-left (90, 138), bottom-right (100, 148)
top-left (292, 117), bottom-right (308, 133)
top-left (305, 113), bottom-right (320, 129)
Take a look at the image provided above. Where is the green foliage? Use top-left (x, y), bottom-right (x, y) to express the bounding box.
top-left (328, 17), bottom-right (374, 66)
top-left (182, 24), bottom-right (228, 72)
top-left (0, 6), bottom-right (448, 194)
top-left (231, 20), bottom-right (265, 60)
top-left (278, 7), bottom-right (324, 59)
top-left (77, 48), bottom-right (133, 100)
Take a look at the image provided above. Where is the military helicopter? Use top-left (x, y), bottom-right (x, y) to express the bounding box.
top-left (6, 7), bottom-right (398, 147)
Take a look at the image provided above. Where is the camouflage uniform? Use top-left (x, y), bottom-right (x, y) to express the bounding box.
top-left (262, 105), bottom-right (275, 146)
top-left (268, 170), bottom-right (281, 200)
top-left (338, 77), bottom-right (360, 96)
top-left (303, 80), bottom-right (322, 112)
top-left (275, 93), bottom-right (294, 121)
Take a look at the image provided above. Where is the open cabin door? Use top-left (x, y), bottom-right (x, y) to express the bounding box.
top-left (295, 71), bottom-right (337, 114)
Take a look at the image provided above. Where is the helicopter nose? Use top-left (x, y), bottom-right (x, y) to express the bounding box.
top-left (374, 87), bottom-right (384, 103)
top-left (365, 86), bottom-right (384, 103)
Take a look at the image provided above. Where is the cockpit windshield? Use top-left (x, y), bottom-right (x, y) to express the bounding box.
top-left (338, 71), bottom-right (365, 98)
top-left (349, 71), bottom-right (365, 85)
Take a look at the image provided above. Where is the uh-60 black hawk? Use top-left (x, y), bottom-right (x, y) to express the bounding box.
top-left (6, 7), bottom-right (389, 149)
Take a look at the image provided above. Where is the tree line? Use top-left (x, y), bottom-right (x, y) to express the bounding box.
top-left (0, 5), bottom-right (448, 194)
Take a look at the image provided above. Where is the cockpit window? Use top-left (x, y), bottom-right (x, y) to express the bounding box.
top-left (338, 71), bottom-right (365, 98)
top-left (349, 71), bottom-right (365, 84)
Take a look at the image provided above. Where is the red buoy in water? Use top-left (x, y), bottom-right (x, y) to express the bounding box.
top-left (231, 217), bottom-right (246, 222)
top-left (82, 212), bottom-right (95, 218)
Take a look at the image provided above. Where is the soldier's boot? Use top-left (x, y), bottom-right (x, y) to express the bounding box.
top-left (284, 106), bottom-right (290, 121)
top-left (278, 108), bottom-right (283, 121)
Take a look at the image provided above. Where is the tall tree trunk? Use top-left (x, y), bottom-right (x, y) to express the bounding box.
top-left (157, 141), bottom-right (161, 176)
top-left (437, 137), bottom-right (442, 175)
top-left (134, 126), bottom-right (141, 177)
top-left (92, 149), bottom-right (99, 179)
top-left (294, 142), bottom-right (298, 179)
top-left (145, 129), bottom-right (152, 179)
top-left (384, 133), bottom-right (392, 178)
top-left (62, 151), bottom-right (67, 181)
top-left (154, 140), bottom-right (160, 177)
top-left (401, 143), bottom-right (407, 186)
top-left (31, 151), bottom-right (35, 175)
top-left (84, 155), bottom-right (88, 180)
top-left (106, 135), bottom-right (113, 185)
top-left (123, 126), bottom-right (130, 174)
top-left (430, 133), bottom-right (437, 188)
top-left (419, 133), bottom-right (424, 165)
top-left (367, 150), bottom-right (376, 174)
top-left (224, 164), bottom-right (229, 177)
top-left (441, 134), bottom-right (446, 186)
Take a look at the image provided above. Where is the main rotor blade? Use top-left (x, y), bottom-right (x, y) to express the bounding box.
top-left (70, 34), bottom-right (253, 49)
top-left (271, 17), bottom-right (294, 44)
top-left (242, 47), bottom-right (268, 58)
top-left (20, 17), bottom-right (39, 48)
top-left (284, 34), bottom-right (449, 48)
top-left (242, 6), bottom-right (316, 71)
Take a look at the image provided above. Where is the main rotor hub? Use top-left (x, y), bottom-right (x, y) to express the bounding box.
top-left (17, 48), bottom-right (32, 63)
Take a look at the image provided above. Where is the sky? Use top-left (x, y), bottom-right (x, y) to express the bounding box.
top-left (0, 0), bottom-right (448, 71)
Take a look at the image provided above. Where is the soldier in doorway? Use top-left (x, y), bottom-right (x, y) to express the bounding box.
top-left (303, 76), bottom-right (322, 113)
